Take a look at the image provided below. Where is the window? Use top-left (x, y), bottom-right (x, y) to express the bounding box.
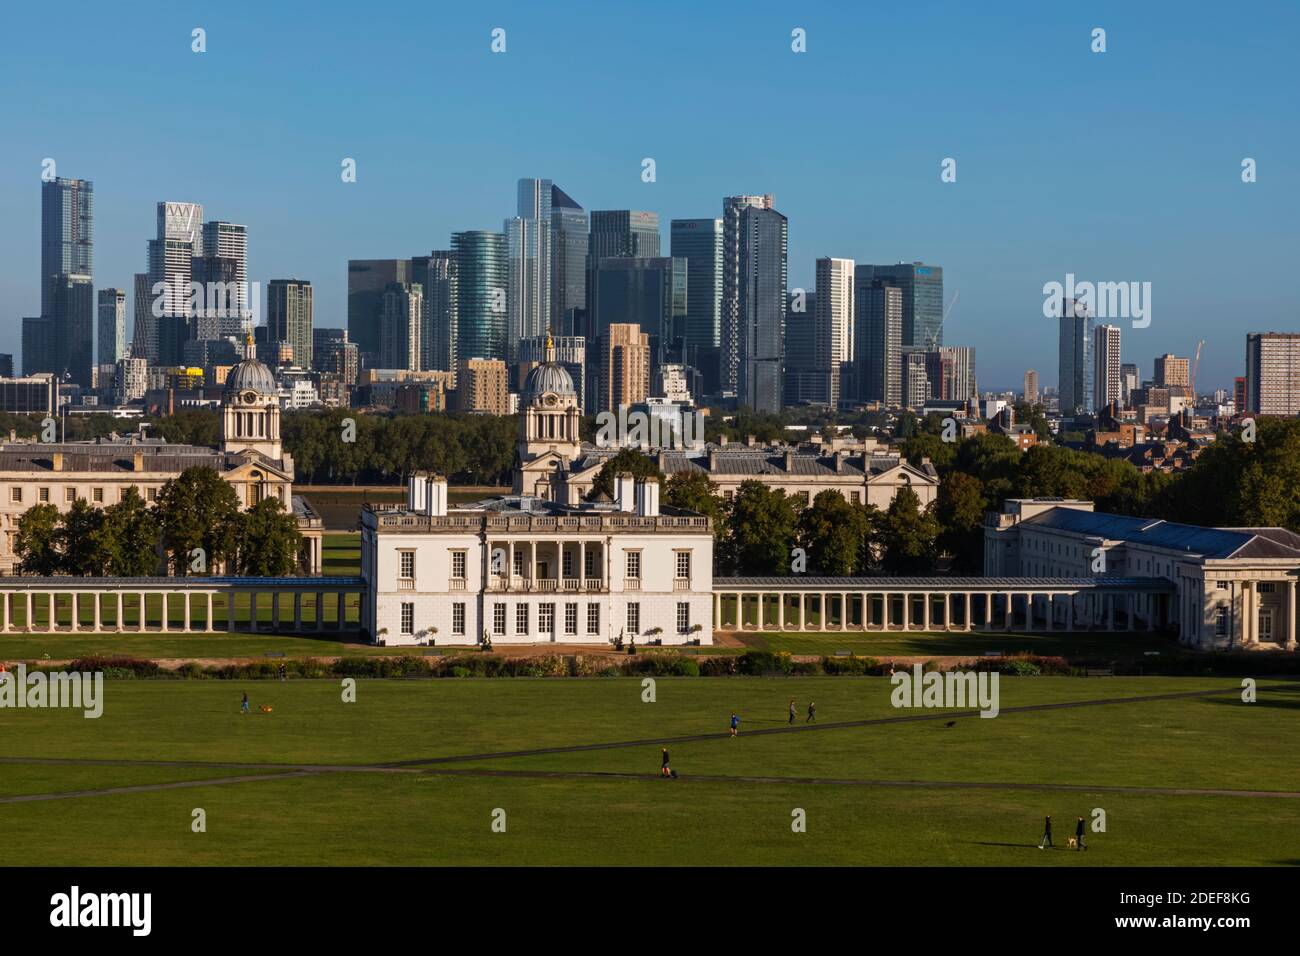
top-left (147, 487), bottom-right (158, 502)
top-left (1215, 606), bottom-right (1229, 637)
top-left (1259, 582), bottom-right (1277, 594)
top-left (400, 603), bottom-right (414, 635)
top-left (626, 551), bottom-right (642, 579)
top-left (399, 552), bottom-right (415, 579)
top-left (587, 603), bottom-right (600, 634)
top-left (565, 603), bottom-right (578, 635)
top-left (65, 488), bottom-right (76, 503)
top-left (627, 602), bottom-right (641, 634)
top-left (677, 602), bottom-right (690, 634)
top-left (539, 603), bottom-right (554, 634)
top-left (9, 487), bottom-right (20, 504)
top-left (451, 551), bottom-right (466, 579)
top-left (851, 491), bottom-right (861, 505)
top-left (516, 603), bottom-right (530, 634)
top-left (38, 487), bottom-right (49, 503)
top-left (562, 550), bottom-right (573, 578)
top-left (675, 551), bottom-right (691, 580)
top-left (92, 488), bottom-right (104, 503)
top-left (452, 603), bottom-right (466, 635)
top-left (513, 550), bottom-right (524, 577)
top-left (1217, 581), bottom-right (1229, 590)
top-left (493, 603), bottom-right (506, 635)
top-left (584, 549), bottom-right (596, 578)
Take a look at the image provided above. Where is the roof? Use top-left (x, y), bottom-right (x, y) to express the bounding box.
top-left (523, 361), bottom-right (576, 399)
top-left (568, 446), bottom-right (938, 481)
top-left (722, 576), bottom-right (1176, 591)
top-left (1021, 508), bottom-right (1300, 560)
top-left (0, 440), bottom-right (290, 476)
top-left (222, 357), bottom-right (278, 400)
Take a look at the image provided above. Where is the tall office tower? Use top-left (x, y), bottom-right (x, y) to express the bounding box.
top-left (1234, 375), bottom-right (1247, 413)
top-left (1093, 324), bottom-right (1122, 411)
top-left (670, 218), bottom-right (723, 352)
top-left (1245, 333), bottom-right (1300, 416)
top-left (550, 185), bottom-right (588, 336)
top-left (519, 333), bottom-right (586, 410)
top-left (22, 317), bottom-right (53, 376)
top-left (721, 194), bottom-right (775, 398)
top-left (587, 211), bottom-right (660, 331)
top-left (40, 177), bottom-right (93, 315)
top-left (146, 201), bottom-right (203, 364)
top-left (901, 351), bottom-right (930, 408)
top-left (1154, 352), bottom-right (1190, 388)
top-left (347, 259), bottom-right (412, 366)
top-left (854, 277), bottom-right (902, 406)
top-left (506, 178), bottom-right (553, 358)
top-left (451, 231), bottom-right (508, 364)
top-left (783, 290), bottom-right (822, 405)
top-left (413, 251), bottom-right (458, 379)
top-left (814, 257), bottom-right (855, 408)
top-left (97, 288), bottom-right (126, 367)
top-left (1120, 363), bottom-right (1139, 406)
top-left (201, 221), bottom-right (250, 322)
top-left (1057, 299), bottom-right (1094, 416)
top-left (935, 345), bottom-right (977, 401)
top-left (47, 273), bottom-right (95, 385)
top-left (189, 255), bottom-right (244, 340)
top-left (733, 203), bottom-right (787, 414)
top-left (266, 279), bottom-right (314, 369)
top-left (0, 355), bottom-right (12, 379)
top-left (378, 282), bottom-right (424, 371)
top-left (591, 257), bottom-right (687, 370)
top-left (602, 323), bottom-right (651, 413)
top-left (313, 328), bottom-right (359, 385)
top-left (1024, 369), bottom-right (1039, 404)
top-left (131, 273), bottom-right (155, 362)
top-left (855, 262), bottom-right (944, 349)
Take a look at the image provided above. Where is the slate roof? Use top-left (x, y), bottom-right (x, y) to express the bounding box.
top-left (1021, 508), bottom-right (1300, 560)
top-left (565, 445), bottom-right (937, 481)
top-left (0, 440), bottom-right (289, 475)
top-left (723, 576), bottom-right (1175, 591)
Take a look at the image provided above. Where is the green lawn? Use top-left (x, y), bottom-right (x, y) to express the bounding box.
top-left (730, 628), bottom-right (1183, 659)
top-left (1, 676), bottom-right (1296, 865)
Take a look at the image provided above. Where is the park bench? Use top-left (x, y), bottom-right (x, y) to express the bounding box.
top-left (1083, 666), bottom-right (1115, 677)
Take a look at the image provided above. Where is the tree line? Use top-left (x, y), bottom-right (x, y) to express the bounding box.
top-left (14, 467), bottom-right (302, 577)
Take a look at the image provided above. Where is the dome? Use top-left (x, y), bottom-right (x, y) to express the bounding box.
top-left (524, 361), bottom-right (575, 400)
top-left (222, 358), bottom-right (278, 402)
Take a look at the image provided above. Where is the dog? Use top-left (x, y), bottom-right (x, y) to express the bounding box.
top-left (1067, 836), bottom-right (1078, 849)
top-left (259, 704), bottom-right (274, 714)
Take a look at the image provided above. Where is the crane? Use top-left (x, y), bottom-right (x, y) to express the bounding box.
top-left (1190, 338), bottom-right (1205, 397)
top-left (925, 290), bottom-right (960, 350)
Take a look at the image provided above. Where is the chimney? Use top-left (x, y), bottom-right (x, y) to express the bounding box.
top-left (746, 434), bottom-right (756, 447)
top-left (614, 472), bottom-right (636, 513)
top-left (408, 473), bottom-right (428, 512)
top-left (708, 448), bottom-right (718, 470)
top-left (784, 450), bottom-right (794, 471)
top-left (636, 477), bottom-right (661, 517)
top-left (133, 452), bottom-right (144, 473)
top-left (52, 452), bottom-right (63, 471)
top-left (425, 475), bottom-right (448, 517)
top-left (719, 435), bottom-right (728, 446)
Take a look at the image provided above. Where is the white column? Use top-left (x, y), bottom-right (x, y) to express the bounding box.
top-left (578, 540), bottom-right (585, 590)
top-left (901, 593), bottom-right (910, 630)
top-left (93, 593), bottom-right (102, 633)
top-left (183, 593), bottom-right (192, 632)
top-left (26, 592), bottom-right (33, 632)
top-left (206, 594), bottom-right (215, 633)
top-left (1288, 580), bottom-right (1297, 650)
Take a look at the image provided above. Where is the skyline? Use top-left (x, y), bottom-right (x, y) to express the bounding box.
top-left (2, 0), bottom-right (1297, 391)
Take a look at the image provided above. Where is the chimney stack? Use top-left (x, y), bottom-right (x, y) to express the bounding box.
top-left (425, 475), bottom-right (448, 517)
top-left (614, 472), bottom-right (636, 513)
top-left (635, 477), bottom-right (661, 517)
top-left (408, 473), bottom-right (428, 512)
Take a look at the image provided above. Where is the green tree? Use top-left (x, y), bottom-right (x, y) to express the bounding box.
top-left (155, 467), bottom-right (242, 575)
top-left (664, 471), bottom-right (730, 561)
top-left (935, 471), bottom-right (987, 573)
top-left (15, 503), bottom-right (62, 576)
top-left (59, 499), bottom-right (106, 575)
top-left (798, 490), bottom-right (873, 575)
top-left (880, 486), bottom-right (940, 575)
top-left (235, 498), bottom-right (304, 575)
top-left (727, 480), bottom-right (800, 575)
top-left (587, 448), bottom-right (664, 500)
top-left (94, 486), bottom-right (162, 576)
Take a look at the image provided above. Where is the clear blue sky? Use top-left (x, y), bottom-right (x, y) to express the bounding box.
top-left (1, 0), bottom-right (1296, 391)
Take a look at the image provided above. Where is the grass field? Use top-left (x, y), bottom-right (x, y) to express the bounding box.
top-left (2, 676), bottom-right (1297, 865)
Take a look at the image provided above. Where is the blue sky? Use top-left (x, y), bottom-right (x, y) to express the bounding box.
top-left (1, 0), bottom-right (1296, 391)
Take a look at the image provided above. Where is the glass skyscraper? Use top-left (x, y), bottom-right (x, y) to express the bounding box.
top-left (550, 185), bottom-right (588, 337)
top-left (267, 279), bottom-right (314, 370)
top-left (452, 231), bottom-right (508, 363)
top-left (736, 205), bottom-right (787, 414)
top-left (856, 262), bottom-right (944, 349)
top-left (1058, 300), bottom-right (1094, 416)
top-left (507, 178), bottom-right (553, 358)
top-left (40, 177), bottom-right (93, 316)
top-left (348, 259), bottom-right (412, 366)
top-left (670, 218), bottom-right (722, 352)
top-left (591, 257), bottom-right (687, 370)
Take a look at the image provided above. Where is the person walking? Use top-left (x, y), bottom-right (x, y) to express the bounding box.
top-left (661, 748), bottom-right (671, 777)
top-left (730, 713), bottom-right (740, 737)
top-left (788, 698), bottom-right (797, 725)
top-left (1038, 815), bottom-right (1053, 850)
top-left (806, 701), bottom-right (816, 722)
top-left (240, 691), bottom-right (250, 715)
top-left (1076, 816), bottom-right (1088, 851)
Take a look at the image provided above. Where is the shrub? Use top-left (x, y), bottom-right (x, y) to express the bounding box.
top-left (821, 655), bottom-right (879, 676)
top-left (736, 651), bottom-right (794, 675)
top-left (68, 656), bottom-right (161, 678)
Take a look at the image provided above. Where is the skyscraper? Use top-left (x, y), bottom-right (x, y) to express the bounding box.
top-left (22, 317), bottom-right (53, 377)
top-left (40, 177), bottom-right (93, 316)
top-left (1245, 333), bottom-right (1300, 416)
top-left (1024, 369), bottom-right (1040, 405)
top-left (734, 203), bottom-right (787, 413)
top-left (783, 291), bottom-right (823, 406)
top-left (348, 259), bottom-right (412, 366)
top-left (814, 257), bottom-right (854, 408)
top-left (721, 194), bottom-right (775, 398)
top-left (506, 178), bottom-right (553, 358)
top-left (48, 273), bottom-right (95, 385)
top-left (1120, 363), bottom-right (1140, 406)
top-left (588, 211), bottom-right (660, 333)
top-left (1154, 353), bottom-right (1190, 388)
top-left (1058, 299), bottom-right (1093, 416)
top-left (451, 231), bottom-right (508, 363)
top-left (97, 288), bottom-right (126, 367)
top-left (146, 201), bottom-right (203, 365)
top-left (201, 221), bottom-right (250, 323)
top-left (590, 257), bottom-right (687, 370)
top-left (414, 251), bottom-right (458, 379)
top-left (855, 277), bottom-right (902, 406)
top-left (550, 185), bottom-right (588, 336)
top-left (267, 279), bottom-right (314, 369)
top-left (901, 351), bottom-right (930, 408)
top-left (131, 273), bottom-right (154, 362)
top-left (856, 262), bottom-right (944, 349)
top-left (379, 282), bottom-right (424, 371)
top-left (670, 218), bottom-right (723, 353)
top-left (602, 323), bottom-right (651, 413)
top-left (1093, 324), bottom-right (1122, 411)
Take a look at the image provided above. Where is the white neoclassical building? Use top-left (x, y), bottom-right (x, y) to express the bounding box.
top-left (985, 498), bottom-right (1300, 650)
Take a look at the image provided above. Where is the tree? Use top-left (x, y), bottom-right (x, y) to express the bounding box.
top-left (588, 448), bottom-right (663, 500)
top-left (798, 490), bottom-right (873, 576)
top-left (59, 499), bottom-right (106, 575)
top-left (235, 498), bottom-right (303, 575)
top-left (935, 471), bottom-right (987, 573)
top-left (664, 471), bottom-right (730, 561)
top-left (15, 504), bottom-right (62, 576)
top-left (155, 467), bottom-right (242, 574)
top-left (727, 480), bottom-right (800, 575)
top-left (94, 486), bottom-right (162, 576)
top-left (880, 486), bottom-right (940, 575)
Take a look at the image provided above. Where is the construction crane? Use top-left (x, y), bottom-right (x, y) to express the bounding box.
top-left (1190, 338), bottom-right (1205, 397)
top-left (925, 290), bottom-right (960, 350)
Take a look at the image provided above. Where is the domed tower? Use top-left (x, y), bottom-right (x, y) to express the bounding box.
top-left (515, 332), bottom-right (582, 495)
top-left (221, 336), bottom-right (283, 459)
